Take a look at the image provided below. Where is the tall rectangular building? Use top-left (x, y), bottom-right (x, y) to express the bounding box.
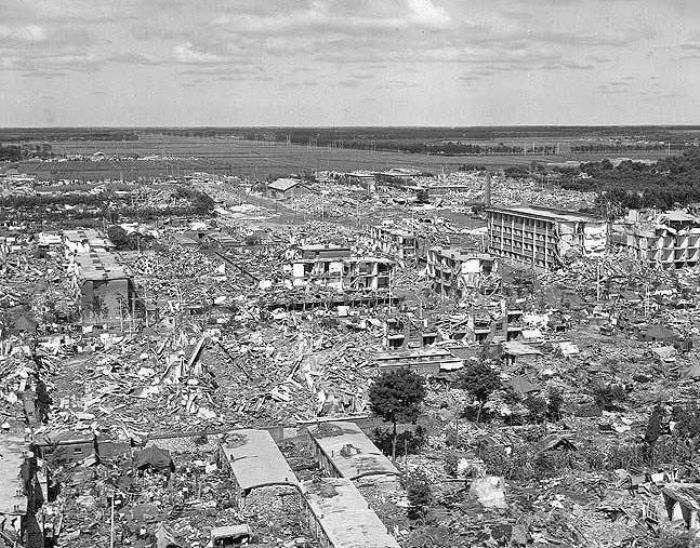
top-left (487, 206), bottom-right (607, 268)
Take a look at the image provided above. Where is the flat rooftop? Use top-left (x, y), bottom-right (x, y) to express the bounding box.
top-left (267, 178), bottom-right (302, 191)
top-left (487, 205), bottom-right (603, 224)
top-left (63, 228), bottom-right (101, 242)
top-left (429, 246), bottom-right (492, 262)
top-left (308, 422), bottom-right (398, 481)
top-left (299, 244), bottom-right (351, 251)
top-left (304, 477), bottom-right (400, 548)
top-left (220, 429), bottom-right (300, 492)
top-left (75, 252), bottom-right (129, 281)
top-left (373, 225), bottom-right (414, 238)
top-left (0, 435), bottom-right (28, 515)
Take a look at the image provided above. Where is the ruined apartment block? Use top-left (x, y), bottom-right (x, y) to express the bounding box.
top-left (72, 253), bottom-right (134, 324)
top-left (290, 244), bottom-right (394, 291)
top-left (371, 225), bottom-right (418, 266)
top-left (487, 206), bottom-right (608, 268)
top-left (426, 246), bottom-right (497, 299)
top-left (612, 212), bottom-right (700, 268)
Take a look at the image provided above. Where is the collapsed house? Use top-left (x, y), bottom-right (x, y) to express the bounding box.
top-left (63, 228), bottom-right (114, 256)
top-left (376, 348), bottom-right (463, 375)
top-left (265, 178), bottom-right (310, 200)
top-left (340, 171), bottom-right (376, 194)
top-left (487, 206), bottom-right (608, 268)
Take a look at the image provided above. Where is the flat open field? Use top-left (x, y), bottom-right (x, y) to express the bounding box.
top-left (1, 134), bottom-right (675, 180)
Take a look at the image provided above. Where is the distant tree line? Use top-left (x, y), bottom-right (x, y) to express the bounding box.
top-left (0, 144), bottom-right (23, 161)
top-left (571, 143), bottom-right (692, 153)
top-left (559, 150), bottom-right (700, 211)
top-left (0, 130), bottom-right (137, 143)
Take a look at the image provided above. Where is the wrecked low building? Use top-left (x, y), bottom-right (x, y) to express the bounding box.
top-left (487, 206), bottom-right (607, 268)
top-left (63, 228), bottom-right (114, 256)
top-left (72, 252), bottom-right (134, 324)
top-left (376, 348), bottom-right (463, 374)
top-left (0, 435), bottom-right (37, 547)
top-left (304, 477), bottom-right (401, 548)
top-left (307, 421), bottom-right (399, 483)
top-left (219, 429), bottom-right (301, 504)
top-left (341, 171), bottom-right (376, 193)
top-left (265, 178), bottom-right (310, 200)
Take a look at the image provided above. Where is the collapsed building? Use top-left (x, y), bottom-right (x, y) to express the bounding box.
top-left (265, 177), bottom-right (310, 200)
top-left (612, 211), bottom-right (700, 269)
top-left (425, 246), bottom-right (498, 299)
top-left (290, 244), bottom-right (395, 291)
top-left (62, 228), bottom-right (115, 256)
top-left (60, 228), bottom-right (134, 325)
top-left (486, 205), bottom-right (608, 268)
top-left (340, 171), bottom-right (376, 194)
top-left (371, 225), bottom-right (418, 266)
top-left (71, 253), bottom-right (134, 324)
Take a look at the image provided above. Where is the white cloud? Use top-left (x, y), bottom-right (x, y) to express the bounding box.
top-left (173, 42), bottom-right (224, 63)
top-left (406, 0), bottom-right (451, 28)
top-left (0, 24), bottom-right (47, 42)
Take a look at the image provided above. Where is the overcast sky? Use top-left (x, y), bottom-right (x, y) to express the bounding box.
top-left (0, 0), bottom-right (698, 126)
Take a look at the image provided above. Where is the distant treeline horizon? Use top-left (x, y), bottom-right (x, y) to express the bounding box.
top-left (1, 125), bottom-right (699, 145)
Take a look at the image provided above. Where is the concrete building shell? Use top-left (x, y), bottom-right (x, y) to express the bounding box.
top-left (370, 225), bottom-right (418, 266)
top-left (487, 206), bottom-right (607, 268)
top-left (426, 246), bottom-right (497, 299)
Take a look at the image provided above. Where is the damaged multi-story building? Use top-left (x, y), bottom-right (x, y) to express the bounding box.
top-left (611, 211), bottom-right (700, 268)
top-left (425, 246), bottom-right (498, 299)
top-left (486, 205), bottom-right (608, 268)
top-left (289, 244), bottom-right (395, 291)
top-left (370, 225), bottom-right (418, 266)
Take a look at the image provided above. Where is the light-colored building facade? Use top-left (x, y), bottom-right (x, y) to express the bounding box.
top-left (487, 206), bottom-right (607, 268)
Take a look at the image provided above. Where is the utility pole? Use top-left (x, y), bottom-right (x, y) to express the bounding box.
top-left (484, 171), bottom-right (492, 207)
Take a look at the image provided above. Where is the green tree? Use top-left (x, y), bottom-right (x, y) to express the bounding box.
top-left (369, 367), bottom-right (426, 460)
top-left (645, 403), bottom-right (663, 445)
top-left (107, 225), bottom-right (131, 250)
top-left (459, 362), bottom-right (501, 423)
top-left (547, 387), bottom-right (564, 421)
top-left (404, 469), bottom-right (432, 520)
top-left (524, 394), bottom-right (547, 424)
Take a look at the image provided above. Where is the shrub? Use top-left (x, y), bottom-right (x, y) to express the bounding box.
top-left (372, 426), bottom-right (425, 457)
top-left (524, 395), bottom-right (548, 423)
top-left (404, 469), bottom-right (432, 519)
top-left (547, 388), bottom-right (564, 421)
top-left (591, 381), bottom-right (627, 411)
top-left (444, 449), bottom-right (461, 477)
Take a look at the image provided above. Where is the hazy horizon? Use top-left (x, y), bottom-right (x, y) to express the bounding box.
top-left (1, 0), bottom-right (698, 127)
top-left (2, 124), bottom-right (700, 130)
